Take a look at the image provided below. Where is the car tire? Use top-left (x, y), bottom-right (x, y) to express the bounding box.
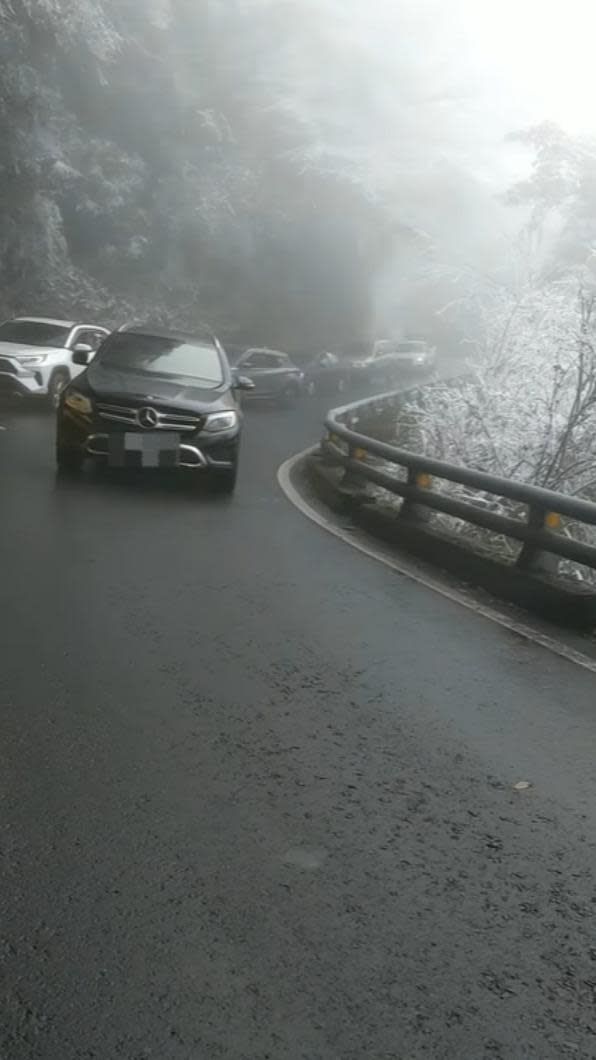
top-left (208, 465), bottom-right (238, 495)
top-left (47, 370), bottom-right (70, 410)
top-left (56, 445), bottom-right (84, 473)
top-left (279, 383), bottom-right (300, 408)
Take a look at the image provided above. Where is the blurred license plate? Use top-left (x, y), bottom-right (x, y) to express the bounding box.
top-left (108, 432), bottom-right (181, 468)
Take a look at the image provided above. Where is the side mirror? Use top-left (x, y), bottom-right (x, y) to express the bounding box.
top-left (72, 343), bottom-right (93, 366)
top-left (235, 374), bottom-right (256, 391)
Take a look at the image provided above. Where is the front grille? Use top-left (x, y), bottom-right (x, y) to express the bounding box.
top-left (0, 358), bottom-right (17, 375)
top-left (97, 402), bottom-right (205, 433)
top-left (97, 402), bottom-right (137, 425)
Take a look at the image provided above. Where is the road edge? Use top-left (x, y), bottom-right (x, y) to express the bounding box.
top-left (278, 448), bottom-right (596, 676)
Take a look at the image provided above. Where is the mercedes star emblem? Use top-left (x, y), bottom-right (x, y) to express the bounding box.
top-left (138, 407), bottom-right (159, 429)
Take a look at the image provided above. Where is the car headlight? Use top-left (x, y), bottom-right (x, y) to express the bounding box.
top-left (204, 410), bottom-right (239, 433)
top-left (63, 390), bottom-right (93, 415)
top-left (18, 354), bottom-right (47, 366)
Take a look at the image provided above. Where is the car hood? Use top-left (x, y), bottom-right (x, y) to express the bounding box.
top-left (0, 342), bottom-right (65, 358)
top-left (85, 362), bottom-right (231, 410)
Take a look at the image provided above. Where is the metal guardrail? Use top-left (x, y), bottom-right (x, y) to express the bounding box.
top-left (322, 388), bottom-right (596, 574)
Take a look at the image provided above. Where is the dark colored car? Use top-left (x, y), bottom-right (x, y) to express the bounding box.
top-left (303, 352), bottom-right (348, 396)
top-left (233, 347), bottom-right (303, 406)
top-left (56, 324), bottom-right (253, 493)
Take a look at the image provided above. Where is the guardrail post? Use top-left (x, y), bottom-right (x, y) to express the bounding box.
top-left (517, 507), bottom-right (561, 575)
top-left (340, 444), bottom-right (370, 497)
top-left (320, 433), bottom-right (340, 465)
top-left (399, 468), bottom-right (432, 524)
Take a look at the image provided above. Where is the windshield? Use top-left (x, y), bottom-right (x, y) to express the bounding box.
top-left (96, 332), bottom-right (224, 386)
top-left (0, 321), bottom-right (71, 347)
top-left (396, 342), bottom-right (426, 353)
top-left (373, 341), bottom-right (395, 356)
top-left (242, 349), bottom-right (274, 360)
top-left (373, 340), bottom-right (426, 356)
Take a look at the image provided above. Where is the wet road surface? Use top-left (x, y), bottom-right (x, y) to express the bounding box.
top-left (2, 398), bottom-right (596, 1060)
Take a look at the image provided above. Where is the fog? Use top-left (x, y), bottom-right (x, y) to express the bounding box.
top-left (244, 0), bottom-right (595, 174)
top-left (1, 0), bottom-right (594, 352)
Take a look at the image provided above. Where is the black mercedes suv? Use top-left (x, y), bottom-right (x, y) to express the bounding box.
top-left (56, 324), bottom-right (253, 493)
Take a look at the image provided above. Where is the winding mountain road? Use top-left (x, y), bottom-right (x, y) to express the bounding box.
top-left (2, 398), bottom-right (596, 1060)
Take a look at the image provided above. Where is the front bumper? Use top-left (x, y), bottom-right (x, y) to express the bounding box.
top-left (355, 358), bottom-right (434, 378)
top-left (84, 433), bottom-right (236, 469)
top-left (399, 358), bottom-right (433, 370)
top-left (0, 367), bottom-right (47, 397)
top-left (58, 407), bottom-right (240, 470)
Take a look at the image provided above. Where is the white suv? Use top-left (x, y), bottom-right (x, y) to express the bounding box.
top-left (0, 317), bottom-right (110, 407)
top-left (371, 339), bottom-right (437, 370)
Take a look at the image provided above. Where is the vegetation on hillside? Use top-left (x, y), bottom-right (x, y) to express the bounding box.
top-left (0, 1), bottom-right (416, 348)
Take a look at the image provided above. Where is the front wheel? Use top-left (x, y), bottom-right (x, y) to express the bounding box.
top-left (56, 445), bottom-right (84, 473)
top-left (47, 371), bottom-right (69, 410)
top-left (279, 383), bottom-right (300, 409)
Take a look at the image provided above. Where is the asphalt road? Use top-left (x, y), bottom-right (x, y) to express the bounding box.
top-left (2, 397), bottom-right (596, 1060)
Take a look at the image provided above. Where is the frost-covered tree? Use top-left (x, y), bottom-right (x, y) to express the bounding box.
top-left (398, 256), bottom-right (596, 580)
top-left (506, 123), bottom-right (596, 268)
top-left (0, 0), bottom-right (405, 343)
top-left (0, 0), bottom-right (542, 347)
top-left (408, 273), bottom-right (596, 489)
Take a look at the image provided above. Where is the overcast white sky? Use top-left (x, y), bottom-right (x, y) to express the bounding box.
top-left (461, 0), bottom-right (596, 134)
top-left (336, 0), bottom-right (596, 133)
top-left (252, 0), bottom-right (596, 192)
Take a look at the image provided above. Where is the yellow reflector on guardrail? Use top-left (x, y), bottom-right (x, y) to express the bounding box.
top-left (353, 447), bottom-right (367, 460)
top-left (416, 472), bottom-right (431, 488)
top-left (545, 511), bottom-right (561, 529)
